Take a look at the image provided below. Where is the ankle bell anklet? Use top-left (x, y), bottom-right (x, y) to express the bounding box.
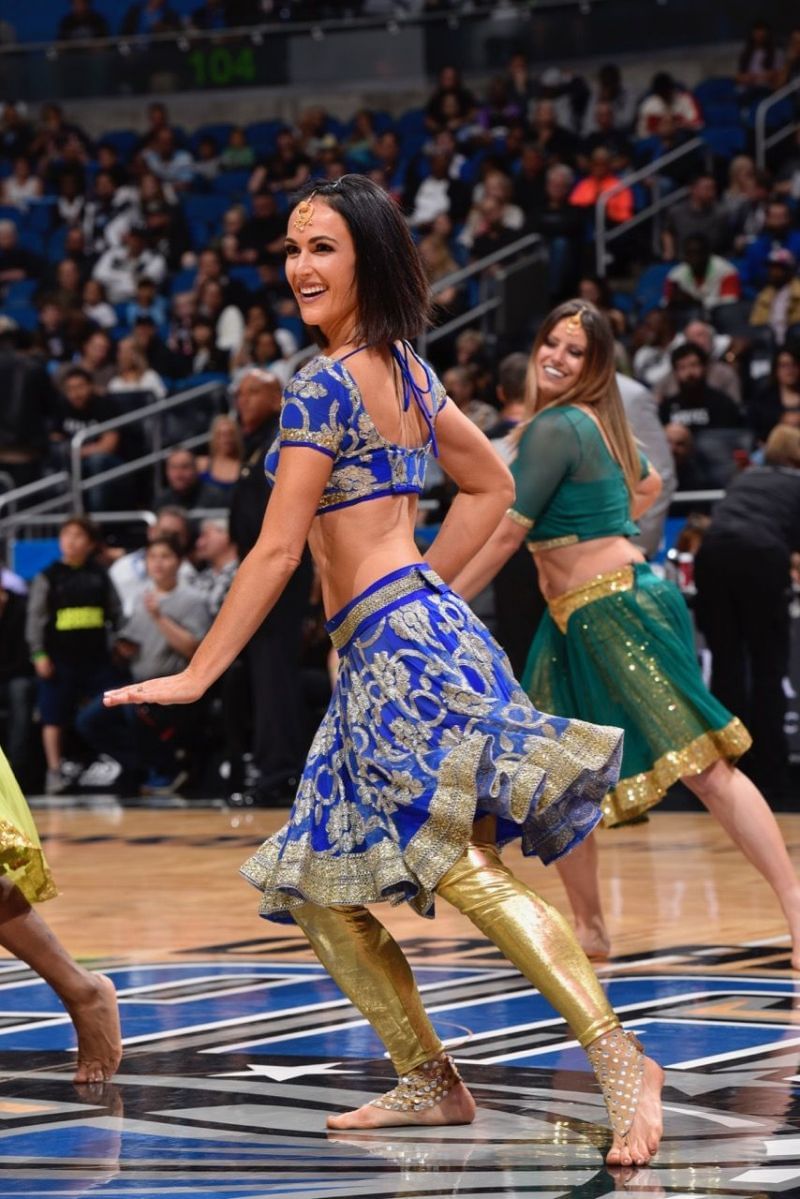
top-left (586, 1027), bottom-right (645, 1138)
top-left (370, 1053), bottom-right (461, 1113)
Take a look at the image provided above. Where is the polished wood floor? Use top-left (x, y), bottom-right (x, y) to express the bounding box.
top-left (25, 805), bottom-right (800, 964)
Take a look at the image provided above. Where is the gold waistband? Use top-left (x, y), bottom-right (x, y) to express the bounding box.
top-left (328, 565), bottom-right (442, 651)
top-left (548, 565), bottom-right (635, 634)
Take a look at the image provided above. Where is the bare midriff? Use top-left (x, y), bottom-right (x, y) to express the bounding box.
top-left (532, 535), bottom-right (646, 601)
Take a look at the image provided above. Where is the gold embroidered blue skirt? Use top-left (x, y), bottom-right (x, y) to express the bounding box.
top-left (241, 563), bottom-right (622, 923)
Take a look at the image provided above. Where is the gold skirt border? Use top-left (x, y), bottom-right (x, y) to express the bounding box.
top-left (547, 565), bottom-right (635, 635)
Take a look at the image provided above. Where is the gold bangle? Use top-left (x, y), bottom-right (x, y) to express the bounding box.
top-left (506, 507), bottom-right (534, 530)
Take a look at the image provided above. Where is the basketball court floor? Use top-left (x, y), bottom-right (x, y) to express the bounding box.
top-left (3, 800), bottom-right (800, 1198)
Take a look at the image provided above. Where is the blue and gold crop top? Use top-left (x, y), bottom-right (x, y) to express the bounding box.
top-left (264, 343), bottom-right (448, 514)
top-left (508, 406), bottom-right (649, 552)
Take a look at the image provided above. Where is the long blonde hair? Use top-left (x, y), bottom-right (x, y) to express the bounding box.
top-left (520, 299), bottom-right (641, 496)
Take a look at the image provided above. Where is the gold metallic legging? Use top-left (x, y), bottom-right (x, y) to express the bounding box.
top-left (293, 820), bottom-right (618, 1076)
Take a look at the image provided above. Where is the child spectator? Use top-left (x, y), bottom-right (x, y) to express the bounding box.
top-left (124, 278), bottom-right (168, 330)
top-left (220, 126), bottom-right (255, 171)
top-left (25, 516), bottom-right (121, 795)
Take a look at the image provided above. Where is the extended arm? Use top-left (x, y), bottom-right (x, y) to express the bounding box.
top-left (631, 464), bottom-right (663, 521)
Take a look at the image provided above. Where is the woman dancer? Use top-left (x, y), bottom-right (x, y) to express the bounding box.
top-left (104, 177), bottom-right (662, 1167)
top-left (453, 299), bottom-right (800, 964)
top-left (0, 746), bottom-right (121, 1082)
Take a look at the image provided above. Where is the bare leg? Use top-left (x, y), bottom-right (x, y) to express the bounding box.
top-left (554, 832), bottom-right (610, 958)
top-left (684, 760), bottom-right (800, 969)
top-left (42, 725), bottom-right (61, 772)
top-left (293, 902), bottom-right (475, 1131)
top-left (0, 878), bottom-right (121, 1082)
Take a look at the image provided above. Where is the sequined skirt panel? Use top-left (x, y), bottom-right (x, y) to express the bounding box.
top-left (523, 563), bottom-right (751, 827)
top-left (0, 747), bottom-right (57, 903)
top-left (241, 563), bottom-right (622, 922)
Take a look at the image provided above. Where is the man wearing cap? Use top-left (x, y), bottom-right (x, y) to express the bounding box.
top-left (750, 248), bottom-right (800, 345)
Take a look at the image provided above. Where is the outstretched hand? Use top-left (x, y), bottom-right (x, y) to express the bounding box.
top-left (103, 670), bottom-right (203, 708)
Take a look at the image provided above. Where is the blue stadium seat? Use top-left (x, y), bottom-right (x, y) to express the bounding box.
top-left (396, 107), bottom-right (428, 155)
top-left (46, 226), bottom-right (68, 262)
top-left (229, 265), bottom-right (261, 292)
top-left (634, 262), bottom-right (673, 315)
top-left (100, 130), bottom-right (140, 162)
top-left (191, 124), bottom-right (235, 154)
top-left (703, 126), bottom-right (747, 158)
top-left (244, 120), bottom-right (285, 157)
top-left (694, 77), bottom-right (738, 107)
top-left (169, 266), bottom-right (198, 295)
top-left (702, 102), bottom-right (742, 127)
top-left (17, 230), bottom-right (43, 256)
top-left (4, 303), bottom-right (38, 331)
top-left (210, 171), bottom-right (252, 197)
top-left (0, 205), bottom-right (22, 227)
top-left (5, 279), bottom-right (38, 304)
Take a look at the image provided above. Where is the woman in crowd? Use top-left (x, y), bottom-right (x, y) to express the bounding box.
top-left (453, 300), bottom-right (800, 966)
top-left (196, 413), bottom-right (243, 494)
top-left (104, 176), bottom-right (662, 1167)
top-left (108, 336), bottom-right (167, 402)
top-left (749, 347), bottom-right (800, 443)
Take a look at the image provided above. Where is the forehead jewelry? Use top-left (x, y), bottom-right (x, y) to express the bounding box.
top-left (294, 192), bottom-right (316, 232)
top-left (566, 307), bottom-right (585, 332)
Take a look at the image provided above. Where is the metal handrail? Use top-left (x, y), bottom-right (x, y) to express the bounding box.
top-left (70, 378), bottom-right (226, 512)
top-left (755, 77), bottom-right (800, 170)
top-left (0, 471), bottom-right (70, 520)
top-left (595, 136), bottom-right (709, 276)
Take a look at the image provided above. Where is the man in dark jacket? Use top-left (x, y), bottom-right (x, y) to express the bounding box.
top-left (0, 335), bottom-right (54, 490)
top-left (228, 369), bottom-right (313, 806)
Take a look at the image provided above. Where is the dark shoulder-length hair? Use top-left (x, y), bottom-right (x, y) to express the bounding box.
top-left (288, 175), bottom-right (432, 348)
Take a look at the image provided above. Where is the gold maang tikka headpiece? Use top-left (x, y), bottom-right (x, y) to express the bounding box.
top-left (294, 192), bottom-right (316, 232)
top-left (566, 306), bottom-right (586, 332)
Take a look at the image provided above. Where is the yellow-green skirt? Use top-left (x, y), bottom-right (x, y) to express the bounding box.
top-left (0, 748), bottom-right (57, 902)
top-left (523, 563), bottom-right (752, 827)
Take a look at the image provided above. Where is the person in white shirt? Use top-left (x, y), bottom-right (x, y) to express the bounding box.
top-left (92, 226), bottom-right (167, 304)
top-left (110, 507), bottom-right (198, 619)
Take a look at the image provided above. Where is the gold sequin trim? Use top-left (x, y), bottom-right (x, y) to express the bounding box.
top-left (371, 1053), bottom-right (461, 1112)
top-left (0, 819), bottom-right (57, 903)
top-left (328, 566), bottom-right (443, 651)
top-left (529, 534), bottom-right (580, 555)
top-left (602, 716), bottom-right (752, 826)
top-left (506, 507), bottom-right (534, 530)
top-left (547, 565), bottom-right (635, 634)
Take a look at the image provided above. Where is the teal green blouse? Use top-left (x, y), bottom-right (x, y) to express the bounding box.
top-left (508, 406), bottom-right (648, 550)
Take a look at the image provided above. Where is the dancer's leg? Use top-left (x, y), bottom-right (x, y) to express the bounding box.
top-left (683, 759), bottom-right (800, 968)
top-left (0, 877), bottom-right (121, 1082)
top-left (293, 901), bottom-right (475, 1130)
top-left (553, 831), bottom-right (610, 958)
top-left (436, 838), bottom-right (663, 1166)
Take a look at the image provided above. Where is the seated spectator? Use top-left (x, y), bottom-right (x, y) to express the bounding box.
top-left (748, 347), bottom-right (800, 441)
top-left (665, 421), bottom-right (708, 489)
top-left (50, 257), bottom-right (84, 311)
top-left (77, 533), bottom-right (211, 796)
top-left (142, 128), bottom-right (195, 191)
top-left (655, 318), bottom-right (742, 407)
top-left (636, 71), bottom-right (703, 139)
top-left (460, 168), bottom-right (524, 249)
top-left (193, 246), bottom-right (247, 308)
top-left (418, 232), bottom-right (461, 315)
top-left (344, 109), bottom-right (377, 169)
top-left (466, 196), bottom-right (520, 261)
top-left (108, 336), bottom-right (167, 402)
top-left (0, 330), bottom-right (53, 488)
top-left (131, 314), bottom-right (180, 379)
top-left (57, 328), bottom-right (116, 393)
top-left (578, 102), bottom-right (634, 173)
top-left (187, 316), bottom-right (228, 375)
top-left (425, 65), bottom-right (476, 134)
top-left (166, 291), bottom-right (196, 362)
top-left (0, 581), bottom-right (35, 786)
top-left (110, 506), bottom-right (197, 617)
top-left (82, 278), bottom-right (117, 331)
top-left (193, 135), bottom-right (220, 183)
top-left (36, 297), bottom-right (71, 363)
top-left (136, 100), bottom-right (170, 154)
top-left (196, 278), bottom-right (245, 356)
top-left (663, 234), bottom-right (741, 314)
top-left (512, 143), bottom-right (546, 218)
top-left (585, 62), bottom-right (636, 132)
top-left (453, 327), bottom-right (495, 400)
top-left (632, 309), bottom-right (677, 390)
top-left (441, 365), bottom-right (497, 432)
top-left (196, 413), bottom-right (243, 495)
top-left (244, 329), bottom-right (289, 385)
top-left (49, 367), bottom-right (122, 510)
top-left (529, 99), bottom-right (578, 164)
top-left (138, 172), bottom-right (189, 268)
top-left (659, 343), bottom-right (741, 428)
top-left (160, 447), bottom-right (227, 510)
top-left (721, 155), bottom-right (758, 230)
top-left (750, 249), bottom-right (800, 346)
top-left (93, 225), bottom-right (167, 304)
top-left (249, 128), bottom-right (310, 195)
top-left (124, 277), bottom-right (168, 329)
top-left (193, 517), bottom-right (238, 618)
top-left (569, 146), bottom-right (634, 225)
top-left (487, 351), bottom-right (527, 440)
top-left (776, 127), bottom-right (800, 201)
top-left (82, 170), bottom-right (135, 257)
top-left (407, 148), bottom-right (472, 230)
top-left (25, 516), bottom-right (121, 795)
top-left (57, 0), bottom-right (109, 41)
top-left (530, 164), bottom-right (583, 300)
top-left (778, 25), bottom-right (800, 88)
top-left (240, 191), bottom-right (284, 263)
top-left (220, 126), bottom-right (255, 172)
top-left (735, 19), bottom-right (782, 98)
top-left (741, 200), bottom-right (800, 292)
top-left (576, 276), bottom-right (630, 371)
top-left (121, 0), bottom-right (181, 35)
top-left (1, 157), bottom-right (42, 209)
top-left (536, 65), bottom-right (590, 134)
top-left (663, 175), bottom-right (731, 261)
top-left (0, 102), bottom-right (32, 160)
top-left (0, 220), bottom-right (36, 292)
top-left (55, 171), bottom-right (86, 228)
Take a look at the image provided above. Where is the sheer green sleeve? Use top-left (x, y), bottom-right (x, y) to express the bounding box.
top-left (508, 409), bottom-right (581, 529)
top-left (639, 450), bottom-right (650, 479)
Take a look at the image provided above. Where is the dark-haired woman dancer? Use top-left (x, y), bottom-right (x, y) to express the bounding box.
top-left (105, 177), bottom-right (663, 1167)
top-left (0, 746), bottom-right (121, 1082)
top-left (454, 299), bottom-right (800, 966)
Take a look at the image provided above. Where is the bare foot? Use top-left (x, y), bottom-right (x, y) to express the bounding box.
top-left (326, 1079), bottom-right (476, 1130)
top-left (576, 919), bottom-right (611, 960)
top-left (68, 974), bottom-right (122, 1084)
top-left (605, 1055), bottom-right (664, 1168)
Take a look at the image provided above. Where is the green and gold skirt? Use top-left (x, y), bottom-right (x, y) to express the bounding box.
top-left (523, 563), bottom-right (751, 827)
top-left (0, 747), bottom-right (56, 903)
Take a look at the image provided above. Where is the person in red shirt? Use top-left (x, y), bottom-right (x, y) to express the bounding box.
top-left (569, 147), bottom-right (634, 224)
